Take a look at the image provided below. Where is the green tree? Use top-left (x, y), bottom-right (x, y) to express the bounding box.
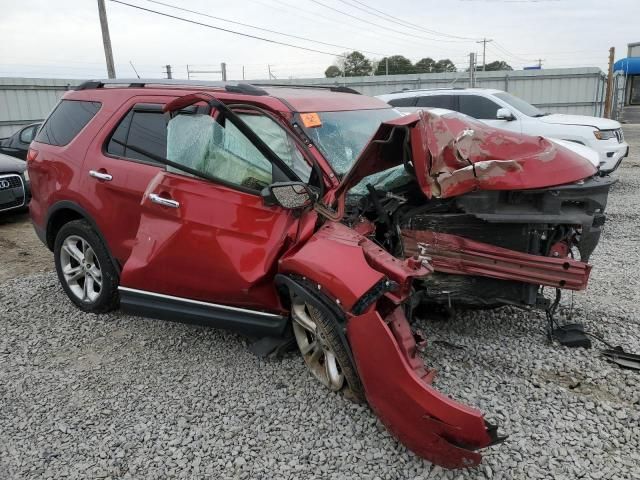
top-left (325, 65), bottom-right (343, 78)
top-left (434, 59), bottom-right (457, 73)
top-left (374, 55), bottom-right (414, 75)
top-left (484, 60), bottom-right (513, 71)
top-left (414, 57), bottom-right (436, 73)
top-left (343, 51), bottom-right (373, 77)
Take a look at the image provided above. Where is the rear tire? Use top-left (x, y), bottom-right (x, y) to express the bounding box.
top-left (54, 219), bottom-right (119, 313)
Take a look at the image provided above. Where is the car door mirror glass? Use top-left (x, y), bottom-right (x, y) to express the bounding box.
top-left (19, 126), bottom-right (36, 144)
top-left (262, 182), bottom-right (315, 209)
top-left (496, 108), bottom-right (515, 121)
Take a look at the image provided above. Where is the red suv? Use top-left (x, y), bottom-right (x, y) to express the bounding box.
top-left (28, 79), bottom-right (612, 469)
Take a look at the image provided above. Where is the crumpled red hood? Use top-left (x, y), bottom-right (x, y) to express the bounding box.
top-left (335, 110), bottom-right (597, 200)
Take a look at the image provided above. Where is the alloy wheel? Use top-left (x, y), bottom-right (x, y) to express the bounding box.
top-left (291, 297), bottom-right (345, 391)
top-left (59, 235), bottom-right (103, 303)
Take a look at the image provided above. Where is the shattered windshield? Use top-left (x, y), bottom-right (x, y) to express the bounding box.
top-left (301, 108), bottom-right (403, 176)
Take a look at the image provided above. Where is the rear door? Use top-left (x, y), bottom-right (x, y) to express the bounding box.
top-left (118, 106), bottom-right (308, 332)
top-left (83, 97), bottom-right (172, 264)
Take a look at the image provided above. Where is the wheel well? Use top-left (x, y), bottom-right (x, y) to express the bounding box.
top-left (46, 208), bottom-right (84, 250)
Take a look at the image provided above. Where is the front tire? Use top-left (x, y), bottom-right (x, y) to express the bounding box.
top-left (54, 219), bottom-right (119, 313)
top-left (290, 293), bottom-right (365, 402)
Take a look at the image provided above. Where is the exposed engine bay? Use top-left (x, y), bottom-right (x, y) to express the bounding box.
top-left (343, 158), bottom-right (614, 310)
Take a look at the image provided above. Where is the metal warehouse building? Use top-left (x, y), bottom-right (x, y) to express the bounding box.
top-left (0, 78), bottom-right (80, 138)
top-left (0, 67), bottom-right (610, 138)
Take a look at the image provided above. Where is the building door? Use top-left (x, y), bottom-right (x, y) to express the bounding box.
top-left (630, 75), bottom-right (640, 105)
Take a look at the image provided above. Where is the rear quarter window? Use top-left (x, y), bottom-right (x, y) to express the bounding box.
top-left (388, 97), bottom-right (417, 107)
top-left (35, 99), bottom-right (101, 146)
top-left (416, 95), bottom-right (455, 109)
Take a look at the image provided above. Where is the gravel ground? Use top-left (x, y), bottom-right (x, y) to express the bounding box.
top-left (0, 211), bottom-right (52, 284)
top-left (1, 128), bottom-right (640, 479)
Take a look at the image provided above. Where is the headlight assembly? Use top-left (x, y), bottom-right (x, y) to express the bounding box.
top-left (593, 129), bottom-right (617, 140)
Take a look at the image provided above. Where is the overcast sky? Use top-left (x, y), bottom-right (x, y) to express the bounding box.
top-left (0, 0), bottom-right (638, 80)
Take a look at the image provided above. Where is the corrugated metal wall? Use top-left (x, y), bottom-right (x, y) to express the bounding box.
top-left (0, 68), bottom-right (606, 138)
top-left (0, 77), bottom-right (81, 137)
top-left (253, 67), bottom-right (607, 117)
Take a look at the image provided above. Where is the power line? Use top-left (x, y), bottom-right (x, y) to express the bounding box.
top-left (491, 41), bottom-right (535, 63)
top-left (248, 0), bottom-right (431, 53)
top-left (340, 0), bottom-right (480, 41)
top-left (109, 0), bottom-right (348, 57)
top-left (307, 0), bottom-right (473, 49)
top-left (142, 0), bottom-right (387, 56)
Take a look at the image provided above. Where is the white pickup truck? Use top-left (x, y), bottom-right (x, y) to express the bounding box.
top-left (377, 88), bottom-right (629, 174)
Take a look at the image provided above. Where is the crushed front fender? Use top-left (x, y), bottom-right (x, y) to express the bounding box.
top-left (347, 306), bottom-right (505, 469)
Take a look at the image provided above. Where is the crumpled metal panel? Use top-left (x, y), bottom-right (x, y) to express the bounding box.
top-left (402, 229), bottom-right (591, 290)
top-left (279, 222), bottom-right (430, 312)
top-left (410, 110), bottom-right (597, 198)
top-left (347, 307), bottom-right (503, 469)
top-left (334, 110), bottom-right (597, 201)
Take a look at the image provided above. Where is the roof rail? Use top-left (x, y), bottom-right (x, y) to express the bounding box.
top-left (254, 83), bottom-right (361, 95)
top-left (73, 79), bottom-right (269, 96)
top-left (390, 86), bottom-right (468, 94)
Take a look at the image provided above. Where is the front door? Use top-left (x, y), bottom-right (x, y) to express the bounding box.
top-left (118, 107), bottom-right (306, 334)
top-left (459, 95), bottom-right (522, 134)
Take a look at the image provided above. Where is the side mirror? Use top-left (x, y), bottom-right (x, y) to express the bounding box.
top-left (261, 182), bottom-right (316, 209)
top-left (496, 108), bottom-right (515, 121)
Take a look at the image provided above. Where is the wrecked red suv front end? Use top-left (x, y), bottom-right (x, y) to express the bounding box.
top-left (282, 109), bottom-right (611, 467)
top-left (334, 110), bottom-right (613, 310)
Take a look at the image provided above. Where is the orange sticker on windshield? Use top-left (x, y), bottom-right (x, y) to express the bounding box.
top-left (300, 112), bottom-right (322, 128)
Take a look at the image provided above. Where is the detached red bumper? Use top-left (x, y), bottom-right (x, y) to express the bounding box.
top-left (402, 230), bottom-right (591, 290)
top-left (347, 307), bottom-right (505, 469)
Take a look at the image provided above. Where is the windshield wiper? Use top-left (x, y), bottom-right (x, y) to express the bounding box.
top-left (533, 113), bottom-right (549, 117)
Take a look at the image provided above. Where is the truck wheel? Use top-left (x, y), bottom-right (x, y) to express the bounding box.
top-left (54, 220), bottom-right (119, 313)
top-left (290, 293), bottom-right (365, 402)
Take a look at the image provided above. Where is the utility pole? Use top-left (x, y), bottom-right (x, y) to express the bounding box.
top-left (97, 0), bottom-right (116, 79)
top-left (536, 58), bottom-right (544, 69)
top-left (164, 64), bottom-right (172, 79)
top-left (604, 46), bottom-right (615, 119)
top-left (220, 62), bottom-right (227, 81)
top-left (476, 38), bottom-right (493, 71)
top-left (268, 65), bottom-right (276, 79)
top-left (469, 52), bottom-right (476, 87)
top-left (242, 65), bottom-right (245, 80)
top-left (385, 57), bottom-right (389, 86)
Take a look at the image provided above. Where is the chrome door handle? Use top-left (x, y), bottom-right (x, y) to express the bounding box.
top-left (89, 170), bottom-right (113, 181)
top-left (149, 193), bottom-right (180, 208)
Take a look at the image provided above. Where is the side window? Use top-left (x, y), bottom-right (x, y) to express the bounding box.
top-left (107, 108), bottom-right (166, 165)
top-left (416, 95), bottom-right (454, 109)
top-left (237, 113), bottom-right (311, 182)
top-left (458, 95), bottom-right (500, 119)
top-left (19, 125), bottom-right (38, 144)
top-left (35, 100), bottom-right (101, 146)
top-left (167, 114), bottom-right (272, 192)
top-left (388, 97), bottom-right (417, 107)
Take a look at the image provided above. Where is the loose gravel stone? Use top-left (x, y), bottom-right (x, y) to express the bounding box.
top-left (1, 126), bottom-right (640, 479)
